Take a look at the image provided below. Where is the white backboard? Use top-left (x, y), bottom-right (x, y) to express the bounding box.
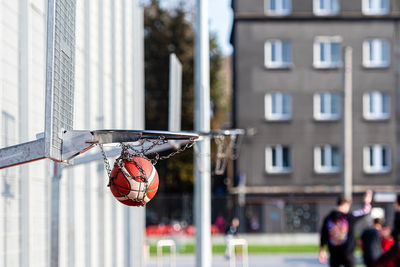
top-left (44, 0), bottom-right (76, 161)
top-left (168, 53), bottom-right (182, 132)
top-left (0, 0), bottom-right (76, 168)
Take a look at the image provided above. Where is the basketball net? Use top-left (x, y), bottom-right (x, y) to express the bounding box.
top-left (213, 134), bottom-right (242, 175)
top-left (98, 137), bottom-right (196, 178)
top-left (97, 137), bottom-right (195, 205)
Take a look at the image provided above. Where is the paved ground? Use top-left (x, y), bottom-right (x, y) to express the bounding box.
top-left (146, 253), bottom-right (326, 267)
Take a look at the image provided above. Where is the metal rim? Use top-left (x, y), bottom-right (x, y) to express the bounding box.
top-left (198, 129), bottom-right (246, 137)
top-left (90, 129), bottom-right (199, 144)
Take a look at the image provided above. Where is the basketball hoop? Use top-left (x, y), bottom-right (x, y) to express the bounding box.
top-left (198, 129), bottom-right (246, 175)
top-left (94, 130), bottom-right (198, 177)
top-left (88, 130), bottom-right (199, 206)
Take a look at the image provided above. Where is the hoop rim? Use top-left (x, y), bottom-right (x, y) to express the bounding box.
top-left (198, 129), bottom-right (246, 137)
top-left (90, 129), bottom-right (199, 144)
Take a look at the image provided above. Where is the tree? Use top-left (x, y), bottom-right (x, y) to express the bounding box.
top-left (144, 0), bottom-right (227, 193)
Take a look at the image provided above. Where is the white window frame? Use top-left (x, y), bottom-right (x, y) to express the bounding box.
top-left (363, 145), bottom-right (391, 174)
top-left (313, 36), bottom-right (342, 69)
top-left (264, 40), bottom-right (292, 69)
top-left (265, 145), bottom-right (291, 174)
top-left (313, 92), bottom-right (340, 121)
top-left (314, 145), bottom-right (340, 174)
top-left (313, 0), bottom-right (340, 16)
top-left (264, 93), bottom-right (292, 121)
top-left (362, 0), bottom-right (390, 15)
top-left (265, 0), bottom-right (292, 16)
top-left (363, 39), bottom-right (390, 68)
top-left (363, 91), bottom-right (390, 120)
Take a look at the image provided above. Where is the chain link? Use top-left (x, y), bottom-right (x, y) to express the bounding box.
top-left (157, 139), bottom-right (196, 162)
top-left (213, 134), bottom-right (241, 175)
top-left (98, 143), bottom-right (112, 178)
top-left (98, 137), bottom-right (196, 177)
top-left (96, 137), bottom-right (196, 206)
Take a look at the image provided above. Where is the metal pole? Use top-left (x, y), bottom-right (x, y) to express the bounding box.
top-left (195, 0), bottom-right (211, 266)
top-left (238, 174), bottom-right (246, 232)
top-left (343, 47), bottom-right (353, 201)
top-left (50, 162), bottom-right (62, 267)
top-left (18, 0), bottom-right (30, 265)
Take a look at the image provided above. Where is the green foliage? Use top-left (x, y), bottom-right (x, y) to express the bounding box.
top-left (144, 0), bottom-right (226, 193)
top-left (144, 0), bottom-right (195, 131)
top-left (148, 244), bottom-right (320, 255)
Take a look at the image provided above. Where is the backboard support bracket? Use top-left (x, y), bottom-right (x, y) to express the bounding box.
top-left (0, 138), bottom-right (46, 169)
top-left (0, 129), bottom-right (198, 169)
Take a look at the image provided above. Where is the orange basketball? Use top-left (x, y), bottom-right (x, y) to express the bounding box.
top-left (109, 156), bottom-right (159, 206)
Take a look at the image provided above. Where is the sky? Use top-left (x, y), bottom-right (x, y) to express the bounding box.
top-left (156, 0), bottom-right (234, 56)
top-left (208, 0), bottom-right (234, 55)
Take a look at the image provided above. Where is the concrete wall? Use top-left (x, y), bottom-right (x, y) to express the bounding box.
top-left (0, 0), bottom-right (145, 266)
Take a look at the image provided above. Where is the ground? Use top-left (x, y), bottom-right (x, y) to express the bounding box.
top-left (146, 253), bottom-right (326, 267)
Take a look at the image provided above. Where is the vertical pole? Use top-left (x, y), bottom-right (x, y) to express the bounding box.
top-left (238, 174), bottom-right (246, 232)
top-left (97, 0), bottom-right (105, 265)
top-left (67, 168), bottom-right (75, 267)
top-left (18, 0), bottom-right (29, 265)
top-left (195, 0), bottom-right (211, 267)
top-left (343, 47), bottom-right (353, 201)
top-left (83, 1), bottom-right (92, 266)
top-left (110, 2), bottom-right (117, 266)
top-left (50, 162), bottom-right (62, 267)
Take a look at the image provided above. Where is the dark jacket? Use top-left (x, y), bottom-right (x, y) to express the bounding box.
top-left (393, 211), bottom-right (400, 246)
top-left (320, 203), bottom-right (371, 256)
top-left (361, 227), bottom-right (381, 263)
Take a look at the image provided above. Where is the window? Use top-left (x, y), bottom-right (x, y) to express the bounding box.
top-left (313, 0), bottom-right (340, 16)
top-left (314, 145), bottom-right (340, 173)
top-left (265, 0), bottom-right (291, 16)
top-left (265, 145), bottom-right (291, 173)
top-left (362, 0), bottom-right (389, 15)
top-left (265, 93), bottom-right (292, 121)
top-left (363, 92), bottom-right (390, 120)
top-left (264, 40), bottom-right (292, 68)
top-left (364, 145), bottom-right (391, 173)
top-left (363, 39), bottom-right (390, 68)
top-left (2, 111), bottom-right (16, 178)
top-left (313, 92), bottom-right (340, 121)
top-left (313, 36), bottom-right (342, 68)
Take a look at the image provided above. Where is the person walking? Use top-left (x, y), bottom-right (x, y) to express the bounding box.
top-left (319, 190), bottom-right (373, 267)
top-left (379, 223), bottom-right (395, 267)
top-left (375, 194), bottom-right (400, 267)
top-left (225, 217), bottom-right (240, 259)
top-left (360, 218), bottom-right (383, 267)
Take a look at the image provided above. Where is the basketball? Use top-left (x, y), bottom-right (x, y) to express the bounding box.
top-left (109, 156), bottom-right (159, 206)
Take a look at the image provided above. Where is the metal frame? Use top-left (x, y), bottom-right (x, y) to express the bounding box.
top-left (44, 0), bottom-right (76, 162)
top-left (156, 239), bottom-right (177, 267)
top-left (228, 238), bottom-right (249, 267)
top-left (168, 53), bottom-right (182, 132)
top-left (198, 129), bottom-right (246, 138)
top-left (0, 129), bottom-right (198, 169)
top-left (0, 0), bottom-right (77, 169)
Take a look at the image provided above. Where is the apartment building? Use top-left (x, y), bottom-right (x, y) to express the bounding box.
top-left (231, 0), bottom-right (400, 232)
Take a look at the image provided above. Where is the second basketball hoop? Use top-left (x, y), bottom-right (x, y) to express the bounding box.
top-left (197, 129), bottom-right (247, 175)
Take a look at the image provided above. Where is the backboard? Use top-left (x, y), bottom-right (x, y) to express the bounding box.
top-left (168, 53), bottom-right (182, 132)
top-left (0, 0), bottom-right (197, 169)
top-left (0, 0), bottom-right (76, 169)
top-left (44, 0), bottom-right (76, 162)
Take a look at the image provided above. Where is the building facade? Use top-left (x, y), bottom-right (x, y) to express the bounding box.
top-left (231, 0), bottom-right (400, 232)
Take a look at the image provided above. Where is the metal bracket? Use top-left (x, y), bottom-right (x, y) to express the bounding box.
top-left (0, 138), bottom-right (46, 169)
top-left (61, 130), bottom-right (95, 162)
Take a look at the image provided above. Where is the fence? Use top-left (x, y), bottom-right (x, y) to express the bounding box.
top-left (146, 193), bottom-right (394, 235)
